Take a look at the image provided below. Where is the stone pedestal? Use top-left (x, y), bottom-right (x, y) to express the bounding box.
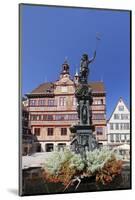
top-left (70, 124), bottom-right (97, 157)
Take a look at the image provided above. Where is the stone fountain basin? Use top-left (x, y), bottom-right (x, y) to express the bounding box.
top-left (22, 162), bottom-right (131, 196)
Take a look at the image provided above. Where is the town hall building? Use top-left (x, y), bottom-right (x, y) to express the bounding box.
top-left (25, 60), bottom-right (107, 152)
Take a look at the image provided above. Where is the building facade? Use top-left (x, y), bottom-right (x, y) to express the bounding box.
top-left (26, 61), bottom-right (107, 152)
top-left (22, 101), bottom-right (33, 155)
top-left (107, 98), bottom-right (130, 148)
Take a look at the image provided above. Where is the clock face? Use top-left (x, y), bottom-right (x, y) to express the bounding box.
top-left (61, 86), bottom-right (67, 93)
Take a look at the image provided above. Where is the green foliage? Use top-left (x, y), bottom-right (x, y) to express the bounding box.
top-left (43, 149), bottom-right (85, 185)
top-left (69, 153), bottom-right (85, 171)
top-left (86, 147), bottom-right (115, 174)
top-left (43, 149), bottom-right (84, 175)
top-left (43, 147), bottom-right (123, 186)
top-left (43, 149), bottom-right (72, 175)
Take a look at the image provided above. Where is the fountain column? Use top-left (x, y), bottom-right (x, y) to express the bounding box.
top-left (70, 53), bottom-right (97, 157)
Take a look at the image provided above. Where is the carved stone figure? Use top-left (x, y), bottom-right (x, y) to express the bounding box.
top-left (81, 103), bottom-right (87, 124)
top-left (79, 51), bottom-right (96, 83)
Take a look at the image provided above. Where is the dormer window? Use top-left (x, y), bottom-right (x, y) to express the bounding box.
top-left (46, 89), bottom-right (51, 93)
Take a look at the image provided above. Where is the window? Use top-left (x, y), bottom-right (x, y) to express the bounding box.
top-left (47, 128), bottom-right (53, 136)
top-left (48, 99), bottom-right (55, 106)
top-left (126, 134), bottom-right (130, 142)
top-left (68, 114), bottom-right (78, 120)
top-left (31, 115), bottom-right (38, 121)
top-left (110, 123), bottom-right (114, 130)
top-left (59, 97), bottom-right (66, 106)
top-left (110, 134), bottom-right (114, 142)
top-left (54, 114), bottom-right (78, 121)
top-left (99, 99), bottom-right (103, 104)
top-left (93, 99), bottom-right (103, 105)
top-left (93, 100), bottom-right (97, 105)
top-left (47, 115), bottom-right (53, 120)
top-left (116, 134), bottom-right (120, 142)
top-left (34, 128), bottom-right (40, 136)
top-left (46, 89), bottom-right (51, 93)
top-left (115, 123), bottom-right (119, 130)
top-left (121, 114), bottom-right (129, 120)
top-left (55, 115), bottom-right (65, 121)
top-left (124, 123), bottom-right (130, 130)
top-left (101, 99), bottom-right (103, 104)
top-left (43, 115), bottom-right (53, 121)
top-left (93, 114), bottom-right (105, 120)
top-left (96, 127), bottom-right (103, 135)
top-left (119, 123), bottom-right (130, 130)
top-left (119, 105), bottom-right (124, 111)
top-left (121, 134), bottom-right (125, 142)
top-left (38, 99), bottom-right (45, 106)
top-left (38, 115), bottom-right (42, 121)
top-left (61, 128), bottom-right (67, 136)
top-left (43, 115), bottom-right (47, 121)
top-left (61, 86), bottom-right (67, 93)
top-left (120, 123), bottom-right (124, 130)
top-left (30, 115), bottom-right (43, 121)
top-left (29, 100), bottom-right (36, 106)
top-left (114, 114), bottom-right (120, 119)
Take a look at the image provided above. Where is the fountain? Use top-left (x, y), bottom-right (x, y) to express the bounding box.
top-left (70, 52), bottom-right (98, 157)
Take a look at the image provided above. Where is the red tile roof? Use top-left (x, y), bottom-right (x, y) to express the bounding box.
top-left (88, 82), bottom-right (105, 92)
top-left (31, 82), bottom-right (54, 94)
top-left (27, 81), bottom-right (105, 95)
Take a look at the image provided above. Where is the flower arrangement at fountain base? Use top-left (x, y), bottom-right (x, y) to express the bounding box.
top-left (42, 148), bottom-right (123, 191)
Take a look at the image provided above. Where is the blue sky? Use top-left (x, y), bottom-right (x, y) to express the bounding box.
top-left (21, 4), bottom-right (130, 118)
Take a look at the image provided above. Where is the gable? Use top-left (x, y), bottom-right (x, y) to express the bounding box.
top-left (109, 98), bottom-right (129, 122)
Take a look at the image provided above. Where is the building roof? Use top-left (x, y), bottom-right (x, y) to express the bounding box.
top-left (25, 81), bottom-right (105, 97)
top-left (88, 82), bottom-right (105, 93)
top-left (31, 82), bottom-right (54, 94)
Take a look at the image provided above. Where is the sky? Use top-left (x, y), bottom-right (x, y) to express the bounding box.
top-left (21, 4), bottom-right (130, 118)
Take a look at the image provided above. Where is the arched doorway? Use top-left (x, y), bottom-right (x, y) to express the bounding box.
top-left (46, 143), bottom-right (54, 152)
top-left (58, 143), bottom-right (66, 151)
